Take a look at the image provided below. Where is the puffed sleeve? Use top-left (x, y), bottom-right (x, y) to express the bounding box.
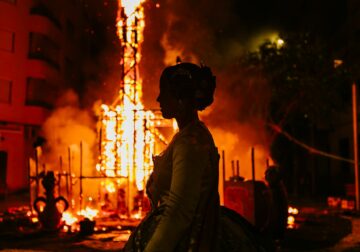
top-left (144, 136), bottom-right (209, 252)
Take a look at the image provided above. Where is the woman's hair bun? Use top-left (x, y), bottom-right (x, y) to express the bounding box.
top-left (194, 65), bottom-right (216, 110)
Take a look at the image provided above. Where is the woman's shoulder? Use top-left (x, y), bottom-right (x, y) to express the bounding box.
top-left (176, 120), bottom-right (215, 147)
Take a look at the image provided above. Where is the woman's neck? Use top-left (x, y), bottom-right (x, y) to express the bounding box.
top-left (176, 111), bottom-right (199, 130)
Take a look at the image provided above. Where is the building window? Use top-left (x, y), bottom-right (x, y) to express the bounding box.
top-left (0, 30), bottom-right (15, 52)
top-left (28, 32), bottom-right (60, 69)
top-left (30, 1), bottom-right (61, 29)
top-left (0, 0), bottom-right (16, 5)
top-left (26, 77), bottom-right (55, 108)
top-left (0, 79), bottom-right (12, 104)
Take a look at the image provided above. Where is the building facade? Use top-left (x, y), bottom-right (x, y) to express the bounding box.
top-left (0, 0), bottom-right (90, 193)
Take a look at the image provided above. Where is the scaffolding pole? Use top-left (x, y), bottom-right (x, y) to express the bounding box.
top-left (352, 82), bottom-right (360, 211)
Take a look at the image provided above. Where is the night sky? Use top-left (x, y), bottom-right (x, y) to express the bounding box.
top-left (82, 0), bottom-right (348, 106)
top-left (33, 0), bottom-right (356, 198)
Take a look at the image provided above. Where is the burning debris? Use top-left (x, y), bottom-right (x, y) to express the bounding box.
top-left (287, 206), bottom-right (299, 229)
top-left (23, 0), bottom-right (173, 236)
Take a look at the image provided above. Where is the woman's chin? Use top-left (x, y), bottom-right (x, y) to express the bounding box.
top-left (161, 111), bottom-right (173, 119)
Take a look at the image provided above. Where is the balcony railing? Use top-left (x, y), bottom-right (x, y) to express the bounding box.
top-left (30, 3), bottom-right (62, 30)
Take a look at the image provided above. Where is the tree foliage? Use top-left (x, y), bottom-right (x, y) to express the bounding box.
top-left (243, 32), bottom-right (351, 127)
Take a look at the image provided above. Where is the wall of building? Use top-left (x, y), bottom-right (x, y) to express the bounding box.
top-left (0, 0), bottom-right (90, 193)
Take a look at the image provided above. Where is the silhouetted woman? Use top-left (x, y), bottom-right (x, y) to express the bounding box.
top-left (124, 63), bottom-right (272, 252)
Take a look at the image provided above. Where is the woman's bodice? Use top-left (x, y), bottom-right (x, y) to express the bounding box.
top-left (144, 120), bottom-right (220, 251)
top-left (149, 120), bottom-right (219, 206)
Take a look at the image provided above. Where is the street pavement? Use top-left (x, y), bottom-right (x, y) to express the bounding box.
top-left (0, 193), bottom-right (360, 252)
top-left (281, 215), bottom-right (360, 252)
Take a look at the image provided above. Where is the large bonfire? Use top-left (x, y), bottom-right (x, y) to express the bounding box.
top-left (96, 0), bottom-right (172, 214)
top-left (59, 0), bottom-right (173, 228)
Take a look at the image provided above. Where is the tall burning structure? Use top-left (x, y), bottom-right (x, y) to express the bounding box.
top-left (24, 0), bottom-right (175, 229)
top-left (96, 0), bottom-right (172, 213)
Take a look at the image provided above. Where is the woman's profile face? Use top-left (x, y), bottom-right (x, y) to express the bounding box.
top-left (157, 82), bottom-right (178, 119)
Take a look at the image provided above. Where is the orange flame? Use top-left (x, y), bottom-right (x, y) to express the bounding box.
top-left (287, 215), bottom-right (295, 228)
top-left (77, 207), bottom-right (99, 221)
top-left (120, 0), bottom-right (145, 17)
top-left (62, 212), bottom-right (78, 226)
top-left (287, 206), bottom-right (299, 229)
top-left (288, 206), bottom-right (299, 215)
top-left (97, 0), bottom-right (175, 214)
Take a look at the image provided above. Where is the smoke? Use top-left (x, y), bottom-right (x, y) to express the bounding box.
top-left (161, 30), bottom-right (198, 66)
top-left (66, 0), bottom-right (278, 182)
top-left (39, 90), bottom-right (97, 177)
top-left (140, 0), bottom-right (238, 108)
top-left (31, 90), bottom-right (101, 200)
top-left (140, 0), bottom-right (275, 183)
top-left (203, 64), bottom-right (273, 181)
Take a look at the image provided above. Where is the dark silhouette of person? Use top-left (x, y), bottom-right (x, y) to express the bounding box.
top-left (124, 63), bottom-right (273, 252)
top-left (265, 166), bottom-right (288, 241)
top-left (117, 188), bottom-right (128, 215)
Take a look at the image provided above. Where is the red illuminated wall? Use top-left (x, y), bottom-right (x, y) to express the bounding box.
top-left (0, 0), bottom-right (89, 193)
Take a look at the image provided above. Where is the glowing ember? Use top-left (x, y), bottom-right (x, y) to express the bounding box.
top-left (287, 215), bottom-right (295, 229)
top-left (62, 212), bottom-right (78, 226)
top-left (77, 207), bottom-right (99, 221)
top-left (288, 206), bottom-right (299, 215)
top-left (287, 206), bottom-right (299, 229)
top-left (63, 225), bottom-right (70, 232)
top-left (131, 211), bottom-right (143, 220)
top-left (104, 180), bottom-right (117, 193)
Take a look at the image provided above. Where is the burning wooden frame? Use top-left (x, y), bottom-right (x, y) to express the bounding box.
top-left (23, 0), bottom-right (176, 233)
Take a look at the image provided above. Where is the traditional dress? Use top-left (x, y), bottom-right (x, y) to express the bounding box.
top-left (124, 120), bottom-right (273, 252)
